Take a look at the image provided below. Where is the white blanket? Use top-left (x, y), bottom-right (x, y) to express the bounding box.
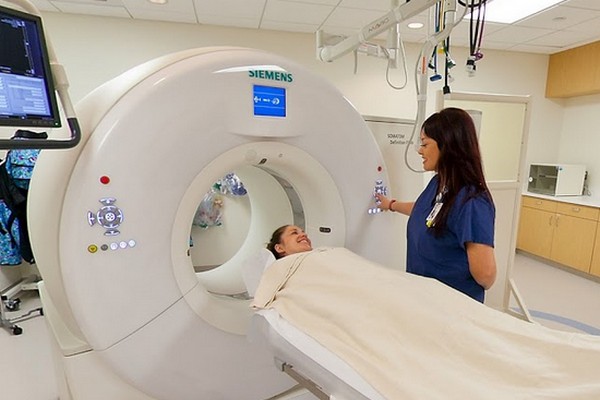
top-left (252, 247), bottom-right (600, 400)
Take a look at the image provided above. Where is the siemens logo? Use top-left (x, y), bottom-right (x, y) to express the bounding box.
top-left (249, 70), bottom-right (293, 83)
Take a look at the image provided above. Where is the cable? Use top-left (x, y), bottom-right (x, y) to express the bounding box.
top-left (458, 0), bottom-right (486, 7)
top-left (384, 42), bottom-right (409, 90)
top-left (404, 0), bottom-right (469, 174)
top-left (467, 0), bottom-right (488, 76)
top-left (475, 1), bottom-right (487, 59)
top-left (443, 37), bottom-right (452, 95)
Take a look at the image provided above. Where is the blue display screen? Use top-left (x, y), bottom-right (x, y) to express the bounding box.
top-left (253, 85), bottom-right (286, 117)
top-left (0, 5), bottom-right (61, 127)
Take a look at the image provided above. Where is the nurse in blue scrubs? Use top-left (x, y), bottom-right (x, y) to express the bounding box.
top-left (377, 107), bottom-right (496, 302)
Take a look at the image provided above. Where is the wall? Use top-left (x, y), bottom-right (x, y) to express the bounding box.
top-left (557, 93), bottom-right (600, 196)
top-left (38, 12), bottom-right (563, 174)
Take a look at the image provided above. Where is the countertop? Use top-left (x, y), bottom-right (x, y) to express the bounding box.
top-left (522, 191), bottom-right (600, 208)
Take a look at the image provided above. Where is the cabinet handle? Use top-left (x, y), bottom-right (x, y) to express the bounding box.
top-left (549, 215), bottom-right (553, 226)
top-left (555, 214), bottom-right (560, 227)
top-left (535, 201), bottom-right (542, 205)
top-left (572, 207), bottom-right (581, 213)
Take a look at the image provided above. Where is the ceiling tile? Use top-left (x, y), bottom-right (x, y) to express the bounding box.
top-left (49, 1), bottom-right (131, 18)
top-left (194, 0), bottom-right (265, 19)
top-left (476, 39), bottom-right (514, 51)
top-left (527, 29), bottom-right (594, 47)
top-left (128, 9), bottom-right (197, 24)
top-left (123, 0), bottom-right (196, 23)
top-left (516, 4), bottom-right (600, 30)
top-left (485, 25), bottom-right (553, 43)
top-left (26, 0), bottom-right (61, 12)
top-left (399, 31), bottom-right (429, 44)
top-left (324, 6), bottom-right (386, 29)
top-left (263, 0), bottom-right (333, 25)
top-left (509, 43), bottom-right (563, 54)
top-left (562, 16), bottom-right (600, 36)
top-left (339, 0), bottom-right (393, 12)
top-left (49, 0), bottom-right (124, 7)
top-left (198, 15), bottom-right (260, 29)
top-left (260, 20), bottom-right (319, 33)
top-left (562, 0), bottom-right (600, 11)
top-left (12, 0), bottom-right (600, 55)
top-left (280, 0), bottom-right (339, 5)
top-left (450, 20), bottom-right (506, 44)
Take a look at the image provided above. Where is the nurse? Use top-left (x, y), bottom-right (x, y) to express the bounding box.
top-left (377, 107), bottom-right (496, 302)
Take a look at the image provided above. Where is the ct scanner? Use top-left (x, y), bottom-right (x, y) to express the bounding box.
top-left (27, 47), bottom-right (402, 399)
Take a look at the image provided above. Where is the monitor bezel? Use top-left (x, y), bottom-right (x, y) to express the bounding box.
top-left (0, 4), bottom-right (61, 128)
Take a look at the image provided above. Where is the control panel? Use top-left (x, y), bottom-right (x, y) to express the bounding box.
top-left (368, 179), bottom-right (387, 215)
top-left (86, 196), bottom-right (136, 254)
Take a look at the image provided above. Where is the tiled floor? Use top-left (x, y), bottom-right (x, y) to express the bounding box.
top-left (2, 252), bottom-right (600, 400)
top-left (0, 290), bottom-right (58, 400)
top-left (509, 252), bottom-right (600, 334)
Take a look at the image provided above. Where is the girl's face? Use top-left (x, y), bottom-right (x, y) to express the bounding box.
top-left (275, 225), bottom-right (312, 257)
top-left (418, 131), bottom-right (440, 172)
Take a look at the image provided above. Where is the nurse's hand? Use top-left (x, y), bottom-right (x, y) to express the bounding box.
top-left (376, 194), bottom-right (414, 216)
top-left (376, 193), bottom-right (393, 211)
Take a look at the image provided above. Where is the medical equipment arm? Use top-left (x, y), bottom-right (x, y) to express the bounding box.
top-left (317, 0), bottom-right (441, 63)
top-left (407, 0), bottom-right (466, 172)
top-left (2, 0), bottom-right (81, 150)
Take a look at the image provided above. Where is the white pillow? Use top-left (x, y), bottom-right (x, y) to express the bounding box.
top-left (242, 248), bottom-right (276, 297)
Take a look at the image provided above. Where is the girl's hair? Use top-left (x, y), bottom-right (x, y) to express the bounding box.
top-left (266, 225), bottom-right (290, 259)
top-left (422, 107), bottom-right (493, 236)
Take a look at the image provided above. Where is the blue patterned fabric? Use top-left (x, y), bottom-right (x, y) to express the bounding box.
top-left (0, 201), bottom-right (22, 265)
top-left (0, 147), bottom-right (39, 265)
top-left (5, 149), bottom-right (40, 189)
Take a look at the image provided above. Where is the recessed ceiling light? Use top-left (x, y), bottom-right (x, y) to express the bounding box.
top-left (148, 0), bottom-right (168, 4)
top-left (468, 0), bottom-right (565, 24)
top-left (408, 22), bottom-right (424, 29)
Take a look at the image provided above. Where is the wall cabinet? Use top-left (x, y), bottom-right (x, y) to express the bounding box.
top-left (517, 196), bottom-right (599, 274)
top-left (546, 40), bottom-right (600, 98)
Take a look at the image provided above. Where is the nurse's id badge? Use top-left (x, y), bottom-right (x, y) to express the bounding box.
top-left (426, 202), bottom-right (443, 228)
top-left (426, 187), bottom-right (447, 228)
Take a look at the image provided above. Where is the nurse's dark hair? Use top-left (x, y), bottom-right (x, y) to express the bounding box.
top-left (421, 107), bottom-right (494, 236)
top-left (266, 225), bottom-right (290, 259)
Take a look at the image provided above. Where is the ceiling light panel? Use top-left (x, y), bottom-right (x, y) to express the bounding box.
top-left (484, 0), bottom-right (566, 24)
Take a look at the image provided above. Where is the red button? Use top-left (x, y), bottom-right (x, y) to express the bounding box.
top-left (100, 176), bottom-right (110, 185)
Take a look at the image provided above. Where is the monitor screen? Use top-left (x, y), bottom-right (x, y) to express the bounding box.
top-left (0, 5), bottom-right (61, 128)
top-left (253, 85), bottom-right (286, 118)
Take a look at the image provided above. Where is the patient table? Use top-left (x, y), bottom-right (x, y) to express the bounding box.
top-left (251, 248), bottom-right (600, 400)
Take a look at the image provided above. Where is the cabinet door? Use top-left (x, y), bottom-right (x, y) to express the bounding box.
top-left (516, 207), bottom-right (554, 258)
top-left (589, 225), bottom-right (600, 277)
top-left (550, 214), bottom-right (596, 273)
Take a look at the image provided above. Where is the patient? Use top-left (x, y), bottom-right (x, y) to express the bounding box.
top-left (253, 226), bottom-right (600, 399)
top-left (266, 225), bottom-right (312, 259)
top-left (242, 225), bottom-right (312, 297)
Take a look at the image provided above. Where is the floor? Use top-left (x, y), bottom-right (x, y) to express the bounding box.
top-left (0, 290), bottom-right (58, 400)
top-left (2, 252), bottom-right (600, 400)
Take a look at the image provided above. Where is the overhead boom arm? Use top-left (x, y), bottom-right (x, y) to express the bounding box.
top-left (317, 0), bottom-right (441, 63)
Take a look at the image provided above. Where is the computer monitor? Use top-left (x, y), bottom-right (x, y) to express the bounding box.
top-left (0, 4), bottom-right (61, 128)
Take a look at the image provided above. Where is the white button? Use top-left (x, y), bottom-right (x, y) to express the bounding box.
top-left (128, 240), bottom-right (136, 248)
top-left (119, 241), bottom-right (127, 249)
top-left (110, 242), bottom-right (119, 250)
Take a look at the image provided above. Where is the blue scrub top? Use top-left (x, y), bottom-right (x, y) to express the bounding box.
top-left (406, 175), bottom-right (495, 302)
